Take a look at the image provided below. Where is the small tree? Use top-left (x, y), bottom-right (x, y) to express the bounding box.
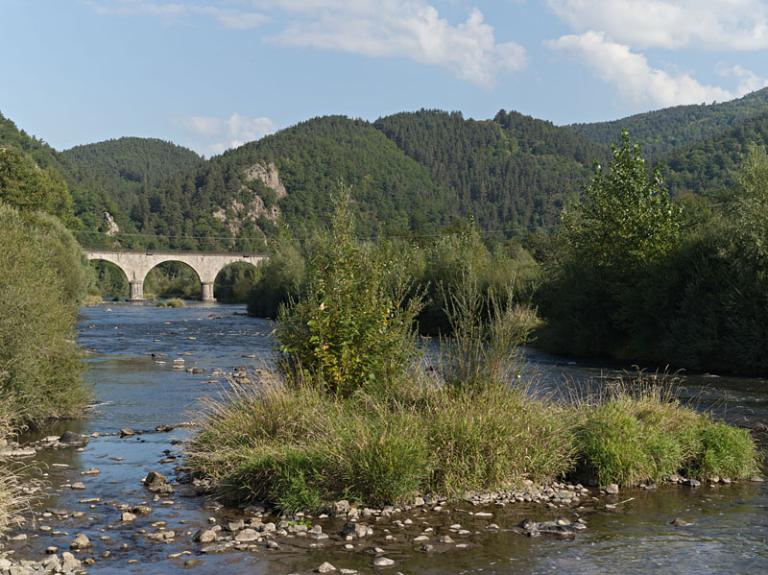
top-left (540, 131), bottom-right (682, 357)
top-left (563, 131), bottom-right (681, 269)
top-left (276, 187), bottom-right (420, 397)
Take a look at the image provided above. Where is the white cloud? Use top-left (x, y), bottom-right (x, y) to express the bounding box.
top-left (547, 0), bottom-right (768, 51)
top-left (721, 64), bottom-right (768, 95)
top-left (90, 0), bottom-right (525, 87)
top-left (181, 113), bottom-right (277, 155)
top-left (549, 32), bottom-right (736, 108)
top-left (88, 1), bottom-right (269, 29)
top-left (266, 2), bottom-right (525, 87)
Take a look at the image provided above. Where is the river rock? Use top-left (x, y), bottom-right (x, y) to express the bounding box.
top-left (59, 431), bottom-right (89, 447)
top-left (194, 529), bottom-right (217, 544)
top-left (605, 483), bottom-right (619, 495)
top-left (121, 512), bottom-right (137, 522)
top-left (315, 562), bottom-right (337, 573)
top-left (61, 552), bottom-right (81, 572)
top-left (70, 533), bottom-right (91, 550)
top-left (671, 517), bottom-right (693, 527)
top-left (234, 529), bottom-right (260, 542)
top-left (373, 557), bottom-right (395, 567)
top-left (334, 500), bottom-right (351, 516)
top-left (144, 471), bottom-right (174, 494)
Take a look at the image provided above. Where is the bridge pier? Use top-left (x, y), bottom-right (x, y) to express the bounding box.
top-left (201, 282), bottom-right (215, 303)
top-left (129, 281), bottom-right (144, 302)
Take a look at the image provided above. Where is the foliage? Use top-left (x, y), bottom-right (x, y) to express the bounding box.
top-left (0, 204), bottom-right (89, 424)
top-left (415, 226), bottom-right (541, 335)
top-left (375, 109), bottom-right (602, 233)
top-left (214, 262), bottom-right (261, 304)
top-left (276, 189), bottom-right (421, 396)
top-left (90, 260), bottom-right (129, 300)
top-left (189, 375), bottom-right (575, 512)
top-left (190, 370), bottom-right (758, 510)
top-left (156, 298), bottom-right (185, 308)
top-left (440, 272), bottom-right (537, 390)
top-left (573, 381), bottom-right (759, 486)
top-left (144, 262), bottom-right (201, 300)
top-left (247, 238), bottom-right (305, 318)
top-left (539, 132), bottom-right (682, 358)
top-left (0, 146), bottom-right (74, 223)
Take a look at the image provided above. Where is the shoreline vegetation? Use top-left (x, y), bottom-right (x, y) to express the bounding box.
top-left (0, 151), bottom-right (91, 530)
top-left (189, 189), bottom-right (761, 515)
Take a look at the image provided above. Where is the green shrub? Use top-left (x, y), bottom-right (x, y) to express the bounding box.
top-left (335, 410), bottom-right (429, 507)
top-left (0, 204), bottom-right (89, 424)
top-left (214, 262), bottom-right (261, 304)
top-left (277, 188), bottom-right (421, 396)
top-left (156, 298), bottom-right (185, 308)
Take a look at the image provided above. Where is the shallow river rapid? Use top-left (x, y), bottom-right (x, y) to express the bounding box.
top-left (5, 303), bottom-right (768, 574)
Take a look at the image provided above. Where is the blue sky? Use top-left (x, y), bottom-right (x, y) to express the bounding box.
top-left (2, 0), bottom-right (768, 156)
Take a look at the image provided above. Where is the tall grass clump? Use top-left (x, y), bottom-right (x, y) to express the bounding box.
top-left (440, 270), bottom-right (539, 390)
top-left (572, 377), bottom-right (760, 486)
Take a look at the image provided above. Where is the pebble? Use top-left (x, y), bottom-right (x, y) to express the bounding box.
top-left (373, 557), bottom-right (395, 567)
top-left (316, 562), bottom-right (337, 573)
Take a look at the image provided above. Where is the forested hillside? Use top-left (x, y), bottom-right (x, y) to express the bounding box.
top-left (663, 112), bottom-right (768, 194)
top-left (569, 88), bottom-right (768, 158)
top-left (62, 138), bottom-right (202, 244)
top-left (4, 87), bottom-right (768, 251)
top-left (375, 109), bottom-right (603, 232)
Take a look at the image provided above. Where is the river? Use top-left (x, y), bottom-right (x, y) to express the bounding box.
top-left (4, 303), bottom-right (767, 574)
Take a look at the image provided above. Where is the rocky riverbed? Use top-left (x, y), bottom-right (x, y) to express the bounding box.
top-left (1, 304), bottom-right (766, 575)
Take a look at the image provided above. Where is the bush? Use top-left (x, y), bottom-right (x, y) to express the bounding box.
top-left (214, 262), bottom-right (261, 304)
top-left (276, 189), bottom-right (421, 396)
top-left (0, 204), bottom-right (89, 424)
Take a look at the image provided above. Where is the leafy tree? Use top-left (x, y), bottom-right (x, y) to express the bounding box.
top-left (0, 146), bottom-right (74, 222)
top-left (540, 132), bottom-right (682, 357)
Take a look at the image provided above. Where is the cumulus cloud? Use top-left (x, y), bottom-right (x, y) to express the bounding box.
top-left (546, 0), bottom-right (768, 51)
top-left (181, 113), bottom-right (277, 156)
top-left (90, 0), bottom-right (525, 87)
top-left (549, 32), bottom-right (735, 108)
top-left (266, 2), bottom-right (526, 87)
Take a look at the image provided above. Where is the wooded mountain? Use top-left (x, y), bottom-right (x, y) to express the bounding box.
top-left (3, 88), bottom-right (768, 250)
top-left (569, 88), bottom-right (768, 159)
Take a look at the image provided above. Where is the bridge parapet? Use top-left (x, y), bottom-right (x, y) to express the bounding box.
top-left (85, 250), bottom-right (267, 302)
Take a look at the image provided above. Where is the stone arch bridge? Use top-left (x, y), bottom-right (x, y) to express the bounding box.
top-left (85, 249), bottom-right (267, 302)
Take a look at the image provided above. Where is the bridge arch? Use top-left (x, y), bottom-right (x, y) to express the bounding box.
top-left (84, 250), bottom-right (267, 302)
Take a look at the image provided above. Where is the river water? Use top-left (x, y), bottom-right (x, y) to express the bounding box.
top-left (5, 303), bottom-right (767, 574)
